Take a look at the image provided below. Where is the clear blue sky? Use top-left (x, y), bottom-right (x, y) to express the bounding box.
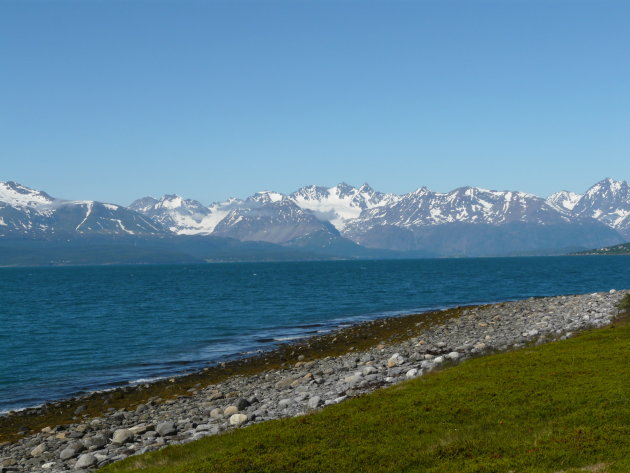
top-left (1, 0), bottom-right (629, 205)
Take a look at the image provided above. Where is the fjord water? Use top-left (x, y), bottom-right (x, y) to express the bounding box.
top-left (1, 256), bottom-right (629, 413)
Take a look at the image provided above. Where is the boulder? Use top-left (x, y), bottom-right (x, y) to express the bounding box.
top-left (111, 428), bottom-right (134, 445)
top-left (156, 421), bottom-right (177, 437)
top-left (59, 441), bottom-right (84, 460)
top-left (405, 368), bottom-right (419, 378)
top-left (75, 453), bottom-right (97, 469)
top-left (387, 353), bottom-right (405, 368)
top-left (229, 414), bottom-right (247, 426)
top-left (30, 443), bottom-right (46, 457)
top-left (235, 398), bottom-right (251, 411)
top-left (307, 396), bottom-right (322, 409)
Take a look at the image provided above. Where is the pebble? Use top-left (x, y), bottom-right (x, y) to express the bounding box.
top-left (1, 290), bottom-right (626, 473)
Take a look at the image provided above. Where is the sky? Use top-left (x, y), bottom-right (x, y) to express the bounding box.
top-left (1, 0), bottom-right (629, 206)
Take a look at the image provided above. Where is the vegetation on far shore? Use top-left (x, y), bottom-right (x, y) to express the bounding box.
top-left (100, 314), bottom-right (630, 473)
top-left (572, 243), bottom-right (630, 255)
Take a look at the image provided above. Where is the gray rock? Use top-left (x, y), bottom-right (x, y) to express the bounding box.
top-left (235, 398), bottom-right (251, 411)
top-left (406, 368), bottom-right (419, 378)
top-left (307, 396), bottom-right (322, 409)
top-left (83, 433), bottom-right (108, 449)
top-left (30, 443), bottom-right (46, 457)
top-left (275, 376), bottom-right (297, 389)
top-left (387, 353), bottom-right (404, 367)
top-left (59, 441), bottom-right (84, 460)
top-left (75, 453), bottom-right (97, 469)
top-left (278, 399), bottom-right (292, 408)
top-left (207, 390), bottom-right (224, 401)
top-left (111, 428), bottom-right (134, 445)
top-left (361, 366), bottom-right (378, 376)
top-left (129, 424), bottom-right (151, 435)
top-left (156, 421), bottom-right (177, 437)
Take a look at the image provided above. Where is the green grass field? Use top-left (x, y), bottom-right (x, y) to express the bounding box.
top-left (100, 317), bottom-right (630, 473)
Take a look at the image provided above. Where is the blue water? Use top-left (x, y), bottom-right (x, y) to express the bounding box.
top-left (1, 256), bottom-right (629, 413)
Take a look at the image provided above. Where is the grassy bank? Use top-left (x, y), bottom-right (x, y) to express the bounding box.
top-left (100, 317), bottom-right (630, 473)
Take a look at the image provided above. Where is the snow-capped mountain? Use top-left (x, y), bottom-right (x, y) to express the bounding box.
top-left (0, 181), bottom-right (56, 210)
top-left (0, 181), bottom-right (163, 238)
top-left (290, 183), bottom-right (398, 230)
top-left (212, 195), bottom-right (338, 244)
top-left (128, 194), bottom-right (240, 235)
top-left (2, 178), bottom-right (629, 260)
top-left (347, 186), bottom-right (568, 230)
top-left (546, 190), bottom-right (582, 213)
top-left (571, 178), bottom-right (630, 238)
top-left (127, 179), bottom-right (629, 255)
top-left (341, 186), bottom-right (623, 254)
top-left (130, 183), bottom-right (398, 239)
top-left (544, 178), bottom-right (630, 239)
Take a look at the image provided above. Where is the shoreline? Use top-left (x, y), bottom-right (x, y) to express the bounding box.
top-left (0, 301), bottom-right (494, 417)
top-left (0, 289), bottom-right (627, 472)
top-left (0, 303), bottom-right (467, 442)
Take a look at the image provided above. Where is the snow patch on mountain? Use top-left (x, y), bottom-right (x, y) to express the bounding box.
top-left (291, 183), bottom-right (398, 230)
top-left (346, 186), bottom-right (565, 236)
top-left (570, 178), bottom-right (630, 238)
top-left (0, 181), bottom-right (55, 212)
top-left (0, 181), bottom-right (165, 237)
top-left (129, 194), bottom-right (231, 235)
top-left (546, 191), bottom-right (583, 213)
top-left (249, 191), bottom-right (285, 204)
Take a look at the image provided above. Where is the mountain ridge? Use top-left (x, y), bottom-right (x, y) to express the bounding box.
top-left (1, 178), bottom-right (628, 263)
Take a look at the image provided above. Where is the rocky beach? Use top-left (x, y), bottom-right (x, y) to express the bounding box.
top-left (0, 289), bottom-right (627, 473)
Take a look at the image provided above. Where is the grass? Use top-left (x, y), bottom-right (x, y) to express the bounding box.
top-left (617, 294), bottom-right (630, 313)
top-left (100, 317), bottom-right (630, 473)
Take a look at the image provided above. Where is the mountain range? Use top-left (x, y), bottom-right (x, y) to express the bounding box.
top-left (1, 178), bottom-right (628, 265)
